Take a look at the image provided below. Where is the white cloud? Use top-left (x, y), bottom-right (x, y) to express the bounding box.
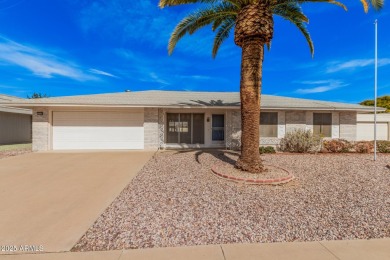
top-left (89, 69), bottom-right (119, 78)
top-left (327, 58), bottom-right (390, 73)
top-left (178, 75), bottom-right (212, 80)
top-left (295, 79), bottom-right (347, 94)
top-left (0, 36), bottom-right (98, 81)
top-left (137, 71), bottom-right (170, 86)
top-left (296, 86), bottom-right (337, 94)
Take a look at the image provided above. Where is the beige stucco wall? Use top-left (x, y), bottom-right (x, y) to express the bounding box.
top-left (0, 111), bottom-right (32, 145)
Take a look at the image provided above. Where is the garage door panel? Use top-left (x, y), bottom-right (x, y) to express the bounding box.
top-left (357, 122), bottom-right (388, 141)
top-left (53, 111), bottom-right (144, 150)
top-left (53, 112), bottom-right (143, 127)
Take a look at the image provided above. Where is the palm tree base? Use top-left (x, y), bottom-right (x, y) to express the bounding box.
top-left (235, 156), bottom-right (265, 173)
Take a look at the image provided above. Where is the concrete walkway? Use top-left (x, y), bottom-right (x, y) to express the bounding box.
top-left (1, 239), bottom-right (389, 259)
top-left (0, 151), bottom-right (154, 254)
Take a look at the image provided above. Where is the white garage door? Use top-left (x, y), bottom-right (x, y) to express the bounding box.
top-left (53, 111), bottom-right (144, 150)
top-left (356, 122), bottom-right (388, 141)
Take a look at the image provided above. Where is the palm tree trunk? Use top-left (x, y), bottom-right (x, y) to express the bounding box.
top-left (235, 37), bottom-right (265, 173)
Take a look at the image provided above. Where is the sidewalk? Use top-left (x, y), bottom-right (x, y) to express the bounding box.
top-left (1, 238), bottom-right (389, 260)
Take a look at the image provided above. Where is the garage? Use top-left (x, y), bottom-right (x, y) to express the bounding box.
top-left (356, 122), bottom-right (388, 141)
top-left (52, 111), bottom-right (144, 150)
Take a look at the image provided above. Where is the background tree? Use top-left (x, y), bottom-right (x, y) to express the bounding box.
top-left (159, 0), bottom-right (384, 173)
top-left (27, 92), bottom-right (48, 99)
top-left (360, 96), bottom-right (390, 112)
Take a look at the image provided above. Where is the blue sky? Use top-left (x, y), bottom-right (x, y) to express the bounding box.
top-left (0, 0), bottom-right (389, 104)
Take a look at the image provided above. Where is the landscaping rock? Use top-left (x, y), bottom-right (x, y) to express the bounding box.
top-left (72, 151), bottom-right (390, 251)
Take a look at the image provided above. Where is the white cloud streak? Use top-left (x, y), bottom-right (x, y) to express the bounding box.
top-left (327, 58), bottom-right (390, 73)
top-left (0, 36), bottom-right (98, 81)
top-left (89, 68), bottom-right (119, 78)
top-left (295, 79), bottom-right (347, 94)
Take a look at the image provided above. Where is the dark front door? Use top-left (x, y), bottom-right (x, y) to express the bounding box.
top-left (192, 113), bottom-right (205, 144)
top-left (212, 114), bottom-right (225, 141)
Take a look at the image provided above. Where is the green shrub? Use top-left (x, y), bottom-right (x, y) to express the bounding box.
top-left (322, 139), bottom-right (352, 153)
top-left (279, 129), bottom-right (321, 153)
top-left (354, 141), bottom-right (374, 153)
top-left (376, 140), bottom-right (390, 153)
top-left (259, 146), bottom-right (276, 154)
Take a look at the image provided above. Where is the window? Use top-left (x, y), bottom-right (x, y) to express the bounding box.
top-left (313, 113), bottom-right (332, 137)
top-left (166, 113), bottom-right (204, 144)
top-left (260, 112), bottom-right (278, 137)
top-left (212, 114), bottom-right (225, 141)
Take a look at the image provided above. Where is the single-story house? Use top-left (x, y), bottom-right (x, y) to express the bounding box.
top-left (0, 90), bottom-right (383, 151)
top-left (0, 94), bottom-right (32, 145)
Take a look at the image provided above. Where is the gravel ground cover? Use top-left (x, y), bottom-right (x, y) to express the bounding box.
top-left (213, 152), bottom-right (290, 179)
top-left (0, 143), bottom-right (31, 159)
top-left (73, 150), bottom-right (390, 251)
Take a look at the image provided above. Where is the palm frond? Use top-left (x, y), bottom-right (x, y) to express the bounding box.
top-left (168, 3), bottom-right (238, 55)
top-left (293, 20), bottom-right (314, 56)
top-left (272, 2), bottom-right (309, 22)
top-left (361, 0), bottom-right (369, 12)
top-left (159, 0), bottom-right (242, 8)
top-left (274, 0), bottom-right (347, 11)
top-left (159, 0), bottom-right (219, 8)
top-left (212, 18), bottom-right (224, 31)
top-left (212, 18), bottom-right (235, 57)
top-left (274, 2), bottom-right (314, 56)
top-left (368, 0), bottom-right (384, 11)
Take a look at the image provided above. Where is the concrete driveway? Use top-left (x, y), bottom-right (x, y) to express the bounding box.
top-left (0, 151), bottom-right (154, 254)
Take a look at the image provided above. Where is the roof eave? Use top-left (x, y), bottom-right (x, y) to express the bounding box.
top-left (1, 103), bottom-right (382, 112)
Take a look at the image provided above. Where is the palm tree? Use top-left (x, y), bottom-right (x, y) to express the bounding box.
top-left (159, 0), bottom-right (384, 173)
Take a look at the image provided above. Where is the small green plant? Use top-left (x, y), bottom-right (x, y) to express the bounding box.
top-left (354, 141), bottom-right (374, 153)
top-left (376, 140), bottom-right (390, 153)
top-left (279, 129), bottom-right (321, 153)
top-left (259, 146), bottom-right (276, 154)
top-left (322, 139), bottom-right (352, 153)
top-left (27, 92), bottom-right (48, 99)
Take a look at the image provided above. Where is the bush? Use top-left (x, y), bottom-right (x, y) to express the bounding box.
top-left (279, 129), bottom-right (321, 153)
top-left (376, 140), bottom-right (390, 153)
top-left (354, 141), bottom-right (374, 153)
top-left (259, 146), bottom-right (276, 154)
top-left (322, 139), bottom-right (352, 153)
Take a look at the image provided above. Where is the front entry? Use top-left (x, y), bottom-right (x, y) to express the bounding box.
top-left (166, 113), bottom-right (205, 144)
top-left (212, 114), bottom-right (225, 141)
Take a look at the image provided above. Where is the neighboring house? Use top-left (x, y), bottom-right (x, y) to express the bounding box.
top-left (357, 113), bottom-right (390, 141)
top-left (0, 90), bottom-right (383, 151)
top-left (0, 94), bottom-right (32, 145)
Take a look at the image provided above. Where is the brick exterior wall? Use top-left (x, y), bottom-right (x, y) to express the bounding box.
top-left (32, 108), bottom-right (50, 151)
top-left (144, 108), bottom-right (159, 150)
top-left (339, 111), bottom-right (357, 141)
